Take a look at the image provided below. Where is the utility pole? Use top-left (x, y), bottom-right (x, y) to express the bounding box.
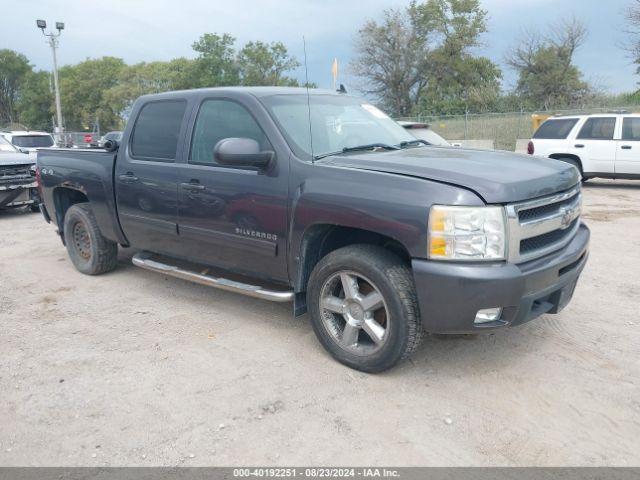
top-left (36, 19), bottom-right (64, 144)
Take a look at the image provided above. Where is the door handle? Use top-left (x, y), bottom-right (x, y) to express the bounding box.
top-left (574, 144), bottom-right (585, 148)
top-left (118, 173), bottom-right (139, 183)
top-left (181, 181), bottom-right (206, 191)
top-left (621, 145), bottom-right (632, 150)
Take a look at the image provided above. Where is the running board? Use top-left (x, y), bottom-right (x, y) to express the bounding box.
top-left (132, 252), bottom-right (294, 303)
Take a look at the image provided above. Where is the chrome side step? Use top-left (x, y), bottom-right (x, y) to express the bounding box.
top-left (132, 252), bottom-right (294, 303)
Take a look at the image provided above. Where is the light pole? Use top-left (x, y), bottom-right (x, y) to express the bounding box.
top-left (36, 19), bottom-right (64, 143)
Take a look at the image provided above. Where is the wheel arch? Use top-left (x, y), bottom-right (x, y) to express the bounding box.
top-left (293, 223), bottom-right (411, 315)
top-left (52, 187), bottom-right (89, 238)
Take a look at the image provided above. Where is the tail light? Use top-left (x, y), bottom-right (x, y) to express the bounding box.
top-left (35, 166), bottom-right (43, 197)
top-left (527, 141), bottom-right (534, 155)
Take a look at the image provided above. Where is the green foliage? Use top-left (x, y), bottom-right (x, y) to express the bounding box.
top-left (191, 33), bottom-right (240, 87)
top-left (352, 8), bottom-right (429, 116)
top-left (352, 0), bottom-right (502, 116)
top-left (104, 58), bottom-right (195, 121)
top-left (507, 20), bottom-right (591, 110)
top-left (16, 71), bottom-right (53, 131)
top-left (58, 56), bottom-right (126, 131)
top-left (0, 49), bottom-right (32, 124)
top-left (237, 41), bottom-right (300, 86)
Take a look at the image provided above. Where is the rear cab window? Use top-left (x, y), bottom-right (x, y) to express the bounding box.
top-left (533, 119), bottom-right (579, 139)
top-left (12, 135), bottom-right (54, 148)
top-left (130, 100), bottom-right (187, 161)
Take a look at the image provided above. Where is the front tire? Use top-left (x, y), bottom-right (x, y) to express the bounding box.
top-left (307, 245), bottom-right (423, 373)
top-left (63, 203), bottom-right (118, 275)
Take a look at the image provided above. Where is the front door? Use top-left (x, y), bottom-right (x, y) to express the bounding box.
top-left (617, 116), bottom-right (640, 175)
top-left (176, 97), bottom-right (289, 283)
top-left (115, 99), bottom-right (188, 254)
top-left (572, 116), bottom-right (617, 174)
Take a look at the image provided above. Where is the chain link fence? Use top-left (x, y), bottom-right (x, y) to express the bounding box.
top-left (398, 106), bottom-right (640, 152)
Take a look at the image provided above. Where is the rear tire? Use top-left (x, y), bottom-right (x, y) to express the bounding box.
top-left (63, 203), bottom-right (118, 275)
top-left (307, 245), bottom-right (423, 373)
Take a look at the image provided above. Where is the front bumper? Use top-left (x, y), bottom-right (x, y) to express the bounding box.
top-left (412, 222), bottom-right (590, 334)
top-left (0, 182), bottom-right (39, 209)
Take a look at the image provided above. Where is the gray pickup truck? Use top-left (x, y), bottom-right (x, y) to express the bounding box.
top-left (0, 136), bottom-right (39, 211)
top-left (37, 87), bottom-right (589, 372)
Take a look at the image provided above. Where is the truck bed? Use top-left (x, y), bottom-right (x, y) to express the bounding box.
top-left (37, 148), bottom-right (128, 245)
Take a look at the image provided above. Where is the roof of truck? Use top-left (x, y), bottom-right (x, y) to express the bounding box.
top-left (139, 86), bottom-right (349, 101)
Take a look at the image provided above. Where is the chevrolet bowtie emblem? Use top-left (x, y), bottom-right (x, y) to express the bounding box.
top-left (559, 205), bottom-right (577, 229)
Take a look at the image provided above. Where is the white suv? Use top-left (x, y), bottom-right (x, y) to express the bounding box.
top-left (528, 113), bottom-right (640, 181)
top-left (0, 130), bottom-right (55, 153)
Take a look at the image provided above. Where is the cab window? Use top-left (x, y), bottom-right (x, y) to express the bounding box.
top-left (130, 100), bottom-right (187, 160)
top-left (577, 117), bottom-right (616, 140)
top-left (622, 117), bottom-right (640, 141)
top-left (190, 99), bottom-right (271, 166)
top-left (533, 119), bottom-right (579, 139)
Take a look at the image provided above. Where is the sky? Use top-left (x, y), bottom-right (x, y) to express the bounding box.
top-left (0, 0), bottom-right (637, 97)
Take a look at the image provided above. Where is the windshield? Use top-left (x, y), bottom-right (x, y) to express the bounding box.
top-left (406, 128), bottom-right (450, 146)
top-left (260, 94), bottom-right (416, 159)
top-left (12, 135), bottom-right (54, 148)
top-left (0, 136), bottom-right (17, 152)
top-left (104, 132), bottom-right (122, 141)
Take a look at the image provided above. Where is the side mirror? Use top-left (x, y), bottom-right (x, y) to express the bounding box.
top-left (103, 139), bottom-right (119, 152)
top-left (214, 138), bottom-right (273, 168)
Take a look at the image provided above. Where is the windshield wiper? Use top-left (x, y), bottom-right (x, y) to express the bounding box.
top-left (314, 143), bottom-right (400, 160)
top-left (399, 139), bottom-right (430, 148)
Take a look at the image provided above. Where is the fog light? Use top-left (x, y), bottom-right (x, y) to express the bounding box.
top-left (474, 307), bottom-right (502, 324)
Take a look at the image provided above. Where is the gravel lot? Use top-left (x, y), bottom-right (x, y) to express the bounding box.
top-left (1, 180), bottom-right (639, 466)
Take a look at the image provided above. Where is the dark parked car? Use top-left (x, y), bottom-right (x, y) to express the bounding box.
top-left (37, 87), bottom-right (589, 372)
top-left (0, 136), bottom-right (39, 212)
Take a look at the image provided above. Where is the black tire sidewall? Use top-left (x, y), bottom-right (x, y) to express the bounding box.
top-left (63, 205), bottom-right (100, 275)
top-left (307, 247), bottom-right (415, 373)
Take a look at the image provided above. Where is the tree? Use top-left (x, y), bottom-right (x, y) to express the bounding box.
top-left (625, 0), bottom-right (640, 84)
top-left (104, 58), bottom-right (196, 122)
top-left (0, 50), bottom-right (31, 125)
top-left (58, 57), bottom-right (126, 131)
top-left (352, 8), bottom-right (429, 116)
top-left (191, 33), bottom-right (240, 87)
top-left (16, 71), bottom-right (53, 131)
top-left (507, 19), bottom-right (591, 110)
top-left (351, 0), bottom-right (501, 116)
top-left (413, 0), bottom-right (501, 114)
top-left (237, 41), bottom-right (300, 86)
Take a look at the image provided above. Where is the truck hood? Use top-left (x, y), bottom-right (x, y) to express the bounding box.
top-left (0, 152), bottom-right (35, 167)
top-left (320, 146), bottom-right (579, 204)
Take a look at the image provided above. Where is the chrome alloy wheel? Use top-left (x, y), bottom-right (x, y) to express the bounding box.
top-left (319, 271), bottom-right (389, 356)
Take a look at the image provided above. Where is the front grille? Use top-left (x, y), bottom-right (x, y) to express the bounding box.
top-left (520, 218), bottom-right (579, 254)
top-left (518, 195), bottom-right (578, 223)
top-left (506, 185), bottom-right (581, 263)
top-left (0, 165), bottom-right (32, 184)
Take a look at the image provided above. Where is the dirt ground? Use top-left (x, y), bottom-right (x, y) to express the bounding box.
top-left (1, 180), bottom-right (639, 467)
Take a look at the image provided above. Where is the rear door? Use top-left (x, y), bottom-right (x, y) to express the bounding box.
top-left (176, 94), bottom-right (290, 283)
top-left (572, 116), bottom-right (617, 174)
top-left (616, 116), bottom-right (640, 175)
top-left (115, 99), bottom-right (188, 254)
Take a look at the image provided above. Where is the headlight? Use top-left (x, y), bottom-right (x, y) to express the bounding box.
top-left (428, 205), bottom-right (506, 261)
